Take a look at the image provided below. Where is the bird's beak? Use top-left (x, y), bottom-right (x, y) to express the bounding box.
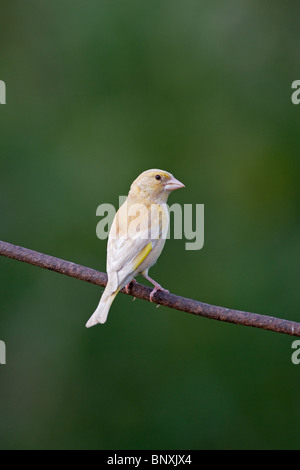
top-left (164, 176), bottom-right (185, 191)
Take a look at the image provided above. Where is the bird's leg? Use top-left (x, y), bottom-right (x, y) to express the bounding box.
top-left (125, 278), bottom-right (137, 295)
top-left (142, 273), bottom-right (169, 302)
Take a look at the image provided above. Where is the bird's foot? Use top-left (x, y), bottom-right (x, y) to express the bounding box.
top-left (149, 283), bottom-right (169, 303)
top-left (142, 272), bottom-right (169, 302)
top-left (125, 278), bottom-right (137, 295)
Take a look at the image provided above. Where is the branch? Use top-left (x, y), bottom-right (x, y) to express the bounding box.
top-left (0, 240), bottom-right (299, 337)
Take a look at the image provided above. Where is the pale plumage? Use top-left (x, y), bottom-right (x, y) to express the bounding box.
top-left (85, 169), bottom-right (184, 327)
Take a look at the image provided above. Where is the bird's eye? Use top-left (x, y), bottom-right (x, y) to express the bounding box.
top-left (155, 174), bottom-right (161, 180)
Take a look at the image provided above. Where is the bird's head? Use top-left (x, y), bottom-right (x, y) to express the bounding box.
top-left (128, 169), bottom-right (185, 203)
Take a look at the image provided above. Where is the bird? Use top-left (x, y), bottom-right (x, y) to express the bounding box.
top-left (85, 169), bottom-right (185, 327)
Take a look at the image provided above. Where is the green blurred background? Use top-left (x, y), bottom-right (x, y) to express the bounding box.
top-left (1, 0), bottom-right (300, 449)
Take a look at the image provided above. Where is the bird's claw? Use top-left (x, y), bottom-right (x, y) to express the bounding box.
top-left (149, 285), bottom-right (169, 303)
top-left (125, 278), bottom-right (137, 295)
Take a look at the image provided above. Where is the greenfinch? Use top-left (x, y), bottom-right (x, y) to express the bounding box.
top-left (86, 169), bottom-right (184, 327)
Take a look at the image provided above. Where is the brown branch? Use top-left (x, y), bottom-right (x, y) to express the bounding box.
top-left (0, 240), bottom-right (299, 336)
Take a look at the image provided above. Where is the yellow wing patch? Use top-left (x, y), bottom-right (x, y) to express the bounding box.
top-left (133, 242), bottom-right (152, 270)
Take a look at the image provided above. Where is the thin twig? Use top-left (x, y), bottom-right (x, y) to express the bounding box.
top-left (0, 240), bottom-right (299, 336)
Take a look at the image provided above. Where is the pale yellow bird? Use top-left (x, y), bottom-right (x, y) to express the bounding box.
top-left (85, 169), bottom-right (184, 327)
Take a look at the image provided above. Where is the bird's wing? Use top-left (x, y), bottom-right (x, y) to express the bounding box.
top-left (106, 200), bottom-right (168, 291)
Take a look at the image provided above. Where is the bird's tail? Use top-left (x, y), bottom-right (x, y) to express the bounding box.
top-left (85, 286), bottom-right (118, 327)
